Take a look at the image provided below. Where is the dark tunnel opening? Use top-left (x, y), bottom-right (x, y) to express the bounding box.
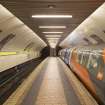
top-left (41, 46), bottom-right (62, 58)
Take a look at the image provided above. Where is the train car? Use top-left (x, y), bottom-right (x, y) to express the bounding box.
top-left (59, 48), bottom-right (105, 105)
top-left (59, 48), bottom-right (73, 64)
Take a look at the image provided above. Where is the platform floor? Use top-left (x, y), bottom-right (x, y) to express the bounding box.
top-left (4, 57), bottom-right (98, 105)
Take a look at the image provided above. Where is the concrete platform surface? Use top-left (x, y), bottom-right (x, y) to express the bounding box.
top-left (3, 57), bottom-right (98, 105)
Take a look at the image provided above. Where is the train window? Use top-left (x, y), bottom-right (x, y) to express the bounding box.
top-left (77, 51), bottom-right (82, 64)
top-left (87, 52), bottom-right (105, 81)
top-left (87, 53), bottom-right (92, 68)
top-left (64, 49), bottom-right (70, 64)
top-left (80, 51), bottom-right (89, 68)
top-left (96, 53), bottom-right (105, 82)
top-left (80, 52), bottom-right (84, 64)
top-left (87, 54), bottom-right (99, 76)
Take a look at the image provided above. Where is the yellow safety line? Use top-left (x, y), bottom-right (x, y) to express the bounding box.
top-left (0, 52), bottom-right (16, 56)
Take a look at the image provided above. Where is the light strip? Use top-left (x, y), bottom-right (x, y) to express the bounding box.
top-left (45, 35), bottom-right (61, 38)
top-left (47, 38), bottom-right (60, 40)
top-left (32, 15), bottom-right (72, 18)
top-left (43, 32), bottom-right (63, 34)
top-left (0, 52), bottom-right (16, 56)
top-left (48, 40), bottom-right (58, 42)
top-left (39, 26), bottom-right (66, 28)
top-left (47, 40), bottom-right (59, 42)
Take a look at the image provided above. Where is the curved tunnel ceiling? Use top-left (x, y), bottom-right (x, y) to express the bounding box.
top-left (0, 4), bottom-right (47, 72)
top-left (0, 0), bottom-right (104, 48)
top-left (0, 4), bottom-right (47, 52)
top-left (60, 2), bottom-right (105, 48)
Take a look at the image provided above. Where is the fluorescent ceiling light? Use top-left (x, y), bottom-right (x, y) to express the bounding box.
top-left (48, 40), bottom-right (58, 43)
top-left (48, 39), bottom-right (58, 41)
top-left (47, 38), bottom-right (60, 40)
top-left (43, 32), bottom-right (63, 34)
top-left (32, 15), bottom-right (72, 18)
top-left (39, 26), bottom-right (66, 28)
top-left (45, 35), bottom-right (61, 38)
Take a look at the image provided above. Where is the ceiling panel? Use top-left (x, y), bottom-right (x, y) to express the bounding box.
top-left (0, 0), bottom-right (104, 46)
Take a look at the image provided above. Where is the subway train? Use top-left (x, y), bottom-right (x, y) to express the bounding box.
top-left (59, 48), bottom-right (105, 105)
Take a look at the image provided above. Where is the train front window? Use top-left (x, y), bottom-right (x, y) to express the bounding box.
top-left (87, 52), bottom-right (105, 82)
top-left (87, 53), bottom-right (99, 77)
